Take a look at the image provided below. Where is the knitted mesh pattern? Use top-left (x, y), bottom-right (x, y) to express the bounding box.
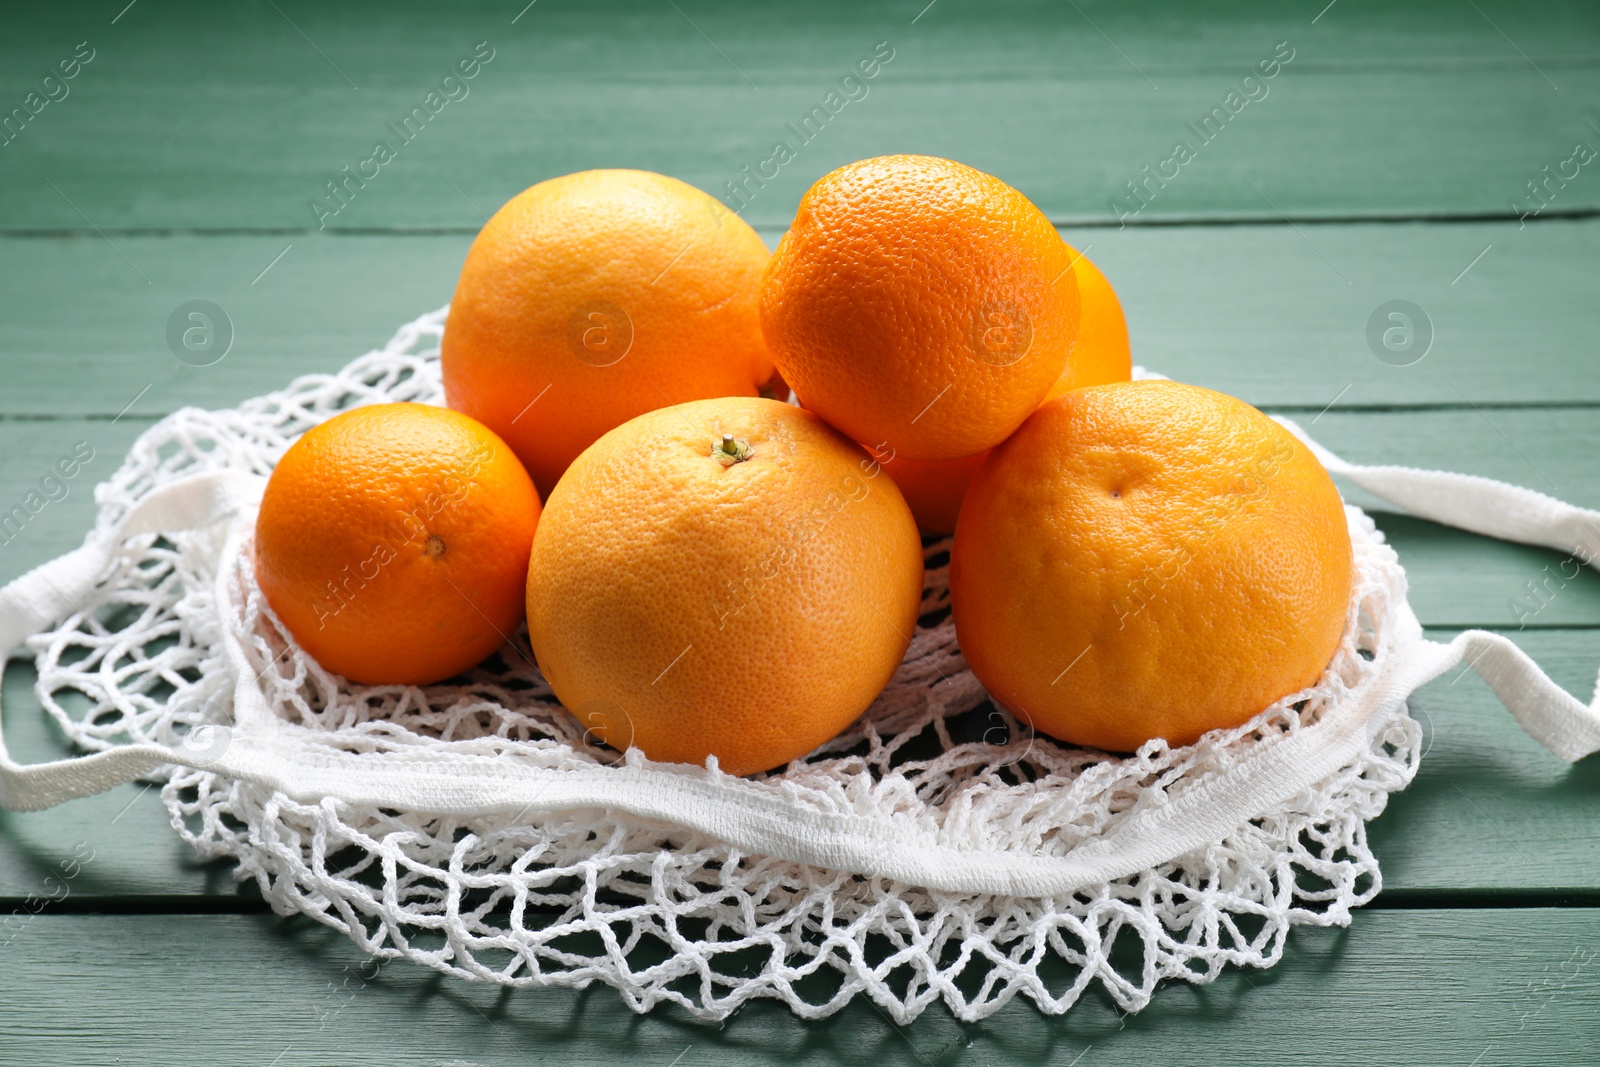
top-left (25, 307), bottom-right (1420, 1022)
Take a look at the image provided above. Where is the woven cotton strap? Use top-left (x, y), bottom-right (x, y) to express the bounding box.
top-left (1277, 417), bottom-right (1600, 762)
top-left (0, 470), bottom-right (265, 810)
top-left (1, 426), bottom-right (1597, 896)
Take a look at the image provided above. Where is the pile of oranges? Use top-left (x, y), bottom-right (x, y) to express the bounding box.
top-left (255, 156), bottom-right (1352, 776)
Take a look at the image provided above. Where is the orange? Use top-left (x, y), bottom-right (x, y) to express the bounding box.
top-left (950, 381), bottom-right (1352, 752)
top-left (525, 396), bottom-right (923, 776)
top-left (760, 155), bottom-right (1080, 462)
top-left (254, 403), bottom-right (541, 687)
top-left (880, 449), bottom-right (990, 537)
top-left (1040, 249), bottom-right (1133, 400)
top-left (442, 169), bottom-right (773, 497)
top-left (878, 248), bottom-right (1132, 533)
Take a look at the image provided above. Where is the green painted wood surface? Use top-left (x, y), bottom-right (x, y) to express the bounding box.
top-left (1, 218), bottom-right (1596, 421)
top-left (2, 0), bottom-right (1597, 1057)
top-left (1, 911), bottom-right (1596, 1065)
top-left (2, 1), bottom-right (1597, 230)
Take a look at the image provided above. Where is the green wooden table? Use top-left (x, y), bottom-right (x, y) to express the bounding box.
top-left (3, 1), bottom-right (1597, 1062)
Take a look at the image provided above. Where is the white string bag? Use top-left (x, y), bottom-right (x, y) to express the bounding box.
top-left (2, 306), bottom-right (1598, 1023)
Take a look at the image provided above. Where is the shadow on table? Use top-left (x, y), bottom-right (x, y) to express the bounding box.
top-left (260, 909), bottom-right (1354, 1067)
top-left (1367, 618), bottom-right (1600, 903)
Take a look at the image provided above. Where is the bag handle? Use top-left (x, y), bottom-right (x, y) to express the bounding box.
top-left (1275, 417), bottom-right (1600, 761)
top-left (0, 470), bottom-right (265, 810)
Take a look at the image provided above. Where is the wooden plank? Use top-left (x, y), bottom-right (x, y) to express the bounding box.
top-left (1099, 218), bottom-right (1600, 408)
top-left (0, 419), bottom-right (233, 902)
top-left (1376, 516), bottom-right (1600, 630)
top-left (0, 235), bottom-right (466, 421)
top-left (0, 910), bottom-right (1595, 1064)
top-left (1, 219), bottom-right (1596, 419)
top-left (1305, 406), bottom-right (1599, 508)
top-left (1305, 408), bottom-right (1600, 630)
top-left (1377, 628), bottom-right (1600, 896)
top-left (1, 1), bottom-right (1596, 230)
top-left (0, 661), bottom-right (229, 905)
top-left (0, 419), bottom-right (155, 583)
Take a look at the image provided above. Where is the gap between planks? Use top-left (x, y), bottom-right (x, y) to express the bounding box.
top-left (0, 205), bottom-right (1596, 240)
top-left (7, 892), bottom-right (1600, 915)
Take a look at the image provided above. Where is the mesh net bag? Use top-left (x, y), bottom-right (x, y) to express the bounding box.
top-left (2, 307), bottom-right (1598, 1023)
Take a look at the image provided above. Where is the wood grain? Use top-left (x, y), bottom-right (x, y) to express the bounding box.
top-left (2, 2), bottom-right (1597, 1051)
top-left (0, 911), bottom-right (1594, 1066)
top-left (0, 662), bottom-right (231, 904)
top-left (1376, 628), bottom-right (1600, 896)
top-left (0, 219), bottom-right (1596, 420)
top-left (1, 1), bottom-right (1596, 229)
